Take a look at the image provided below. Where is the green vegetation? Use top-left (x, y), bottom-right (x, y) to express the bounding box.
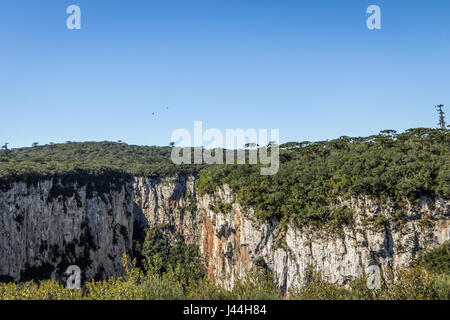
top-left (208, 202), bottom-right (233, 214)
top-left (197, 128), bottom-right (449, 229)
top-left (1, 241), bottom-right (448, 300)
top-left (137, 224), bottom-right (205, 286)
top-left (289, 265), bottom-right (449, 300)
top-left (0, 258), bottom-right (280, 300)
top-left (0, 222), bottom-right (282, 300)
top-left (291, 241), bottom-right (450, 300)
top-left (0, 141), bottom-right (202, 186)
top-left (0, 239), bottom-right (449, 300)
top-left (415, 241), bottom-right (450, 274)
top-left (0, 128), bottom-right (448, 231)
top-left (436, 104), bottom-right (447, 130)
top-left (0, 122), bottom-right (448, 299)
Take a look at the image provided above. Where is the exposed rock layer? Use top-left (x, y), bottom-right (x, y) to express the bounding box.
top-left (0, 178), bottom-right (134, 283)
top-left (0, 175), bottom-right (448, 292)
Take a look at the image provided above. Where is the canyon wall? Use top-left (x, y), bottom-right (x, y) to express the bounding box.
top-left (132, 175), bottom-right (450, 292)
top-left (0, 174), bottom-right (449, 292)
top-left (0, 178), bottom-right (135, 283)
top-left (196, 185), bottom-right (449, 292)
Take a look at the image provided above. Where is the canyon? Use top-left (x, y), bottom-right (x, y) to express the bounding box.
top-left (0, 174), bottom-right (448, 292)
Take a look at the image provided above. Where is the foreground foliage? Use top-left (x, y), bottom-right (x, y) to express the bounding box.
top-left (290, 264), bottom-right (449, 300)
top-left (0, 260), bottom-right (447, 300)
top-left (415, 240), bottom-right (450, 274)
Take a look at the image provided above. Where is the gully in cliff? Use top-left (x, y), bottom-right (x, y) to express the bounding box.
top-left (170, 121), bottom-right (280, 175)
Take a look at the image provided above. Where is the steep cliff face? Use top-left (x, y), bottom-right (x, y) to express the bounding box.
top-left (131, 176), bottom-right (450, 292)
top-left (0, 174), bottom-right (449, 292)
top-left (196, 185), bottom-right (449, 292)
top-left (0, 178), bottom-right (135, 283)
top-left (132, 176), bottom-right (200, 244)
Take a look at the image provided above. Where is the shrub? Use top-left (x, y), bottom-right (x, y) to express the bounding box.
top-left (415, 241), bottom-right (450, 274)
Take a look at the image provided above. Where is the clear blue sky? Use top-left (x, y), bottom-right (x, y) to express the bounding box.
top-left (1, 0), bottom-right (449, 148)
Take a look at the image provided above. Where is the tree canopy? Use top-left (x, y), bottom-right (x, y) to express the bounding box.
top-left (0, 128), bottom-right (448, 229)
top-left (196, 128), bottom-right (449, 228)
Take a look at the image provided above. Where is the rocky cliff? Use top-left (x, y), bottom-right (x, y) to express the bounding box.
top-left (0, 174), bottom-right (448, 292)
top-left (0, 177), bottom-right (135, 283)
top-left (196, 185), bottom-right (449, 292)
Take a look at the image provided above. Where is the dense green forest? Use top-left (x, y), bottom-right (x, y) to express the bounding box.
top-left (197, 128), bottom-right (449, 229)
top-left (0, 129), bottom-right (449, 299)
top-left (0, 142), bottom-right (200, 183)
top-left (1, 128), bottom-right (449, 230)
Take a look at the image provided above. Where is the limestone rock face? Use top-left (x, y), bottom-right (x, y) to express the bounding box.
top-left (0, 174), bottom-right (449, 292)
top-left (195, 186), bottom-right (449, 292)
top-left (132, 176), bottom-right (200, 243)
top-left (0, 179), bottom-right (135, 282)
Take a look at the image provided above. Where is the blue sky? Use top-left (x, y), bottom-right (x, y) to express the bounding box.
top-left (1, 0), bottom-right (449, 148)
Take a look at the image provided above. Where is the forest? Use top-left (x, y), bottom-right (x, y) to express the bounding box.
top-left (0, 127), bottom-right (449, 299)
top-left (197, 128), bottom-right (449, 229)
top-left (2, 127), bottom-right (448, 230)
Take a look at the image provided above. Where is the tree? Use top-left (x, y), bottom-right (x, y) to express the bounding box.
top-left (32, 142), bottom-right (39, 148)
top-left (380, 129), bottom-right (397, 138)
top-left (267, 141), bottom-right (278, 149)
top-left (140, 224), bottom-right (205, 284)
top-left (436, 104), bottom-right (446, 130)
top-left (244, 143), bottom-right (259, 149)
top-left (169, 142), bottom-right (175, 147)
top-left (280, 142), bottom-right (301, 150)
top-left (2, 143), bottom-right (9, 157)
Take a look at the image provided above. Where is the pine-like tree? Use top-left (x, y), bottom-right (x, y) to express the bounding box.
top-left (436, 104), bottom-right (446, 130)
top-left (1, 142), bottom-right (9, 157)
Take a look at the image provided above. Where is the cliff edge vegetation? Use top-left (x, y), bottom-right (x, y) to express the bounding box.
top-left (197, 128), bottom-right (449, 229)
top-left (1, 128), bottom-right (449, 231)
